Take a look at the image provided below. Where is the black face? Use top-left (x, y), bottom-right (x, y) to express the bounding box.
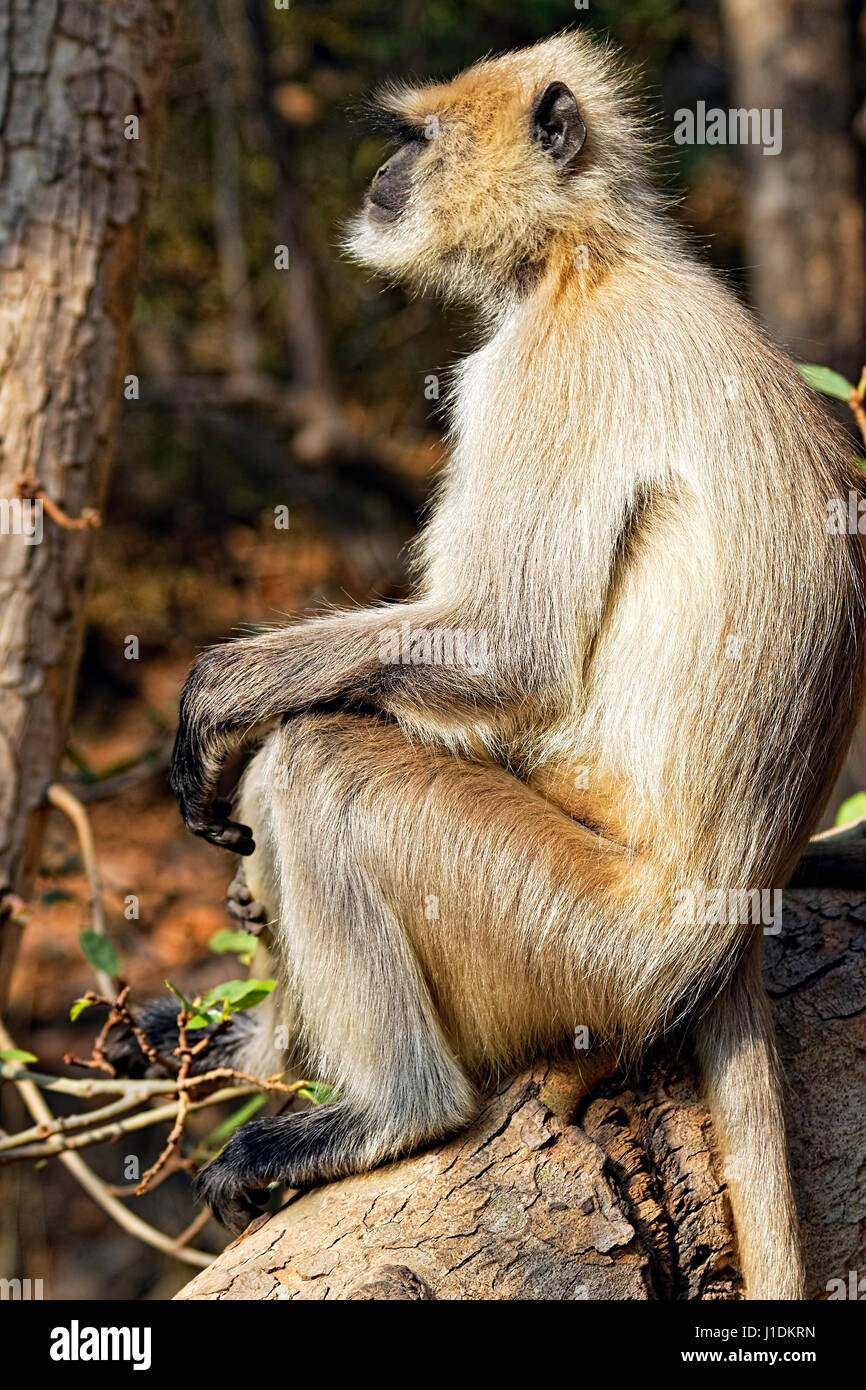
top-left (367, 141), bottom-right (421, 221)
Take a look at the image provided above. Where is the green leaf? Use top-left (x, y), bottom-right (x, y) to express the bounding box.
top-left (179, 979), bottom-right (276, 1029)
top-left (226, 986), bottom-right (274, 1012)
top-left (0, 1049), bottom-right (38, 1064)
top-left (79, 929), bottom-right (119, 978)
top-left (797, 363), bottom-right (854, 402)
top-left (209, 928), bottom-right (258, 967)
top-left (185, 1007), bottom-right (228, 1031)
top-left (165, 980), bottom-right (195, 1013)
top-left (70, 997), bottom-right (94, 1022)
top-left (200, 979), bottom-right (276, 1013)
top-left (297, 1081), bottom-right (338, 1107)
top-left (200, 978), bottom-right (259, 1004)
top-left (835, 792), bottom-right (866, 827)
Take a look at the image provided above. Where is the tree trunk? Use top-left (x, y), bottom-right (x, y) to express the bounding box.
top-left (177, 886), bottom-right (866, 1301)
top-left (0, 0), bottom-right (179, 1005)
top-left (200, 0), bottom-right (259, 384)
top-left (720, 0), bottom-right (866, 378)
top-left (243, 0), bottom-right (336, 407)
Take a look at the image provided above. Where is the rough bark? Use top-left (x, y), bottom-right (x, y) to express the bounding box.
top-left (177, 886), bottom-right (866, 1301)
top-left (0, 0), bottom-right (178, 1003)
top-left (720, 0), bottom-right (866, 377)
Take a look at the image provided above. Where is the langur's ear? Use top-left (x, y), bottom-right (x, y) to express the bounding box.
top-left (531, 82), bottom-right (587, 167)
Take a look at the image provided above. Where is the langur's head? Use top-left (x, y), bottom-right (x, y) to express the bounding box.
top-left (345, 32), bottom-right (654, 308)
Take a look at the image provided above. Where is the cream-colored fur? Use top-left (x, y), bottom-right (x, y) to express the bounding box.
top-left (173, 33), bottom-right (866, 1297)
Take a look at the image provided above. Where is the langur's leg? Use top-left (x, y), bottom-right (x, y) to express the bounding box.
top-left (220, 740), bottom-right (303, 1078)
top-left (196, 711), bottom-right (645, 1230)
top-left (103, 993), bottom-right (267, 1078)
top-left (197, 717), bottom-right (478, 1231)
top-left (103, 934), bottom-right (293, 1082)
top-left (198, 713), bottom-right (800, 1299)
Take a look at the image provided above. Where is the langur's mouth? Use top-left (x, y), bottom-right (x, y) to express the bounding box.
top-left (365, 194), bottom-right (402, 224)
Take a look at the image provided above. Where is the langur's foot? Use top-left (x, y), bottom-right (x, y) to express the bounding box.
top-left (225, 862), bottom-right (267, 935)
top-left (196, 1105), bottom-right (373, 1233)
top-left (103, 995), bottom-right (257, 1079)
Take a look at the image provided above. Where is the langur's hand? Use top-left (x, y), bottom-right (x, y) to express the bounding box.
top-left (182, 794), bottom-right (255, 856)
top-left (170, 648), bottom-right (256, 855)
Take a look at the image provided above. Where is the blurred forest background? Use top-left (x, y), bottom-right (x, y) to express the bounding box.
top-left (4, 0), bottom-right (866, 1300)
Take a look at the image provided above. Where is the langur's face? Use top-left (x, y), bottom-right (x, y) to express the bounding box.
top-left (344, 38), bottom-right (623, 306)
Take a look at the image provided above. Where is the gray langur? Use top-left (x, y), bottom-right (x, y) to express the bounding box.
top-left (113, 33), bottom-right (866, 1299)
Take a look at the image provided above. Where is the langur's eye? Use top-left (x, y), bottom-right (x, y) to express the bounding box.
top-left (371, 109), bottom-right (425, 146)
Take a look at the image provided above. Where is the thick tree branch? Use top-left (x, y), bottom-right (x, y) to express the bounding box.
top-left (177, 886), bottom-right (866, 1301)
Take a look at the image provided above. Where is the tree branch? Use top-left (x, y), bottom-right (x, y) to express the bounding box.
top-left (176, 886), bottom-right (866, 1301)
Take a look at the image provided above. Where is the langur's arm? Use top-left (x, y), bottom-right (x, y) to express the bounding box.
top-left (169, 599), bottom-right (522, 850)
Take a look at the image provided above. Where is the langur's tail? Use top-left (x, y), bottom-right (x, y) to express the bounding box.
top-left (694, 932), bottom-right (804, 1300)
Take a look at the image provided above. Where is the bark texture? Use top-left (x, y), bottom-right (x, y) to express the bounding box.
top-left (0, 0), bottom-right (178, 1001)
top-left (177, 887), bottom-right (866, 1301)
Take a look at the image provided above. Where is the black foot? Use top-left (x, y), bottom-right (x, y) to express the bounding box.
top-left (103, 995), bottom-right (255, 1078)
top-left (196, 1105), bottom-right (368, 1234)
top-left (103, 996), bottom-right (185, 1078)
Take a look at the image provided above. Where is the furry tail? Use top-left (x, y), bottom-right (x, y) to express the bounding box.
top-left (694, 934), bottom-right (804, 1300)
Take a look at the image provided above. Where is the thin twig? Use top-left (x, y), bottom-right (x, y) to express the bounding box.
top-left (0, 1090), bottom-right (157, 1152)
top-left (1, 1058), bottom-right (296, 1097)
top-left (849, 390), bottom-right (866, 447)
top-left (16, 473), bottom-right (100, 530)
top-left (67, 989), bottom-right (180, 1076)
top-left (105, 1152), bottom-right (192, 1197)
top-left (0, 1016), bottom-right (213, 1267)
top-left (0, 1085), bottom-right (254, 1162)
top-left (0, 1062), bottom-right (182, 1096)
top-left (136, 1006), bottom-right (195, 1193)
top-left (173, 1206), bottom-right (212, 1250)
top-left (46, 783), bottom-right (114, 995)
